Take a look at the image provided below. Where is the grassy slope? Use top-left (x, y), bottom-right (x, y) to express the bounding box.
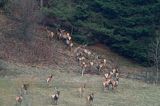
top-left (0, 60), bottom-right (159, 106)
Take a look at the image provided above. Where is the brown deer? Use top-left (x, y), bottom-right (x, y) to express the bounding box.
top-left (78, 83), bottom-right (86, 97)
top-left (103, 78), bottom-right (112, 91)
top-left (83, 49), bottom-right (91, 56)
top-left (51, 91), bottom-right (60, 105)
top-left (86, 93), bottom-right (94, 105)
top-left (104, 71), bottom-right (113, 80)
top-left (65, 39), bottom-right (73, 51)
top-left (21, 83), bottom-right (29, 94)
top-left (57, 29), bottom-right (71, 40)
top-left (46, 27), bottom-right (55, 40)
top-left (16, 95), bottom-right (23, 105)
top-left (110, 78), bottom-right (119, 90)
top-left (47, 74), bottom-right (53, 86)
top-left (77, 56), bottom-right (86, 63)
top-left (112, 68), bottom-right (119, 79)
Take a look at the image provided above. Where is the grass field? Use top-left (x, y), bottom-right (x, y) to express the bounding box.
top-left (0, 60), bottom-right (160, 106)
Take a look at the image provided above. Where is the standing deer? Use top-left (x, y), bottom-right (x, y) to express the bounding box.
top-left (47, 74), bottom-right (53, 87)
top-left (65, 39), bottom-right (73, 51)
top-left (112, 68), bottom-right (119, 79)
top-left (86, 93), bottom-right (94, 105)
top-left (57, 29), bottom-right (71, 40)
top-left (104, 71), bottom-right (113, 80)
top-left (21, 83), bottom-right (29, 94)
top-left (16, 95), bottom-right (23, 105)
top-left (51, 91), bottom-right (60, 105)
top-left (110, 77), bottom-right (119, 90)
top-left (103, 78), bottom-right (112, 91)
top-left (46, 27), bottom-right (55, 40)
top-left (78, 83), bottom-right (86, 97)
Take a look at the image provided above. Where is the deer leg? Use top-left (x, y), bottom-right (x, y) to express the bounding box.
top-left (82, 68), bottom-right (85, 77)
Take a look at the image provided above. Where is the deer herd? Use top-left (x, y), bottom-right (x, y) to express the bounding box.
top-left (15, 27), bottom-right (120, 106)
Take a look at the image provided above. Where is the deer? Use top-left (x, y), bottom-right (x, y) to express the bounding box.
top-left (65, 39), bottom-right (73, 51)
top-left (96, 58), bottom-right (108, 72)
top-left (86, 93), bottom-right (94, 105)
top-left (83, 49), bottom-right (91, 56)
top-left (110, 77), bottom-right (119, 90)
top-left (80, 61), bottom-right (94, 76)
top-left (103, 78), bottom-right (112, 91)
top-left (21, 83), bottom-right (29, 95)
top-left (77, 56), bottom-right (86, 63)
top-left (47, 74), bottom-right (53, 87)
top-left (57, 29), bottom-right (71, 40)
top-left (112, 68), bottom-right (119, 79)
top-left (104, 71), bottom-right (113, 80)
top-left (46, 27), bottom-right (55, 40)
top-left (16, 95), bottom-right (23, 105)
top-left (51, 91), bottom-right (60, 105)
top-left (78, 83), bottom-right (86, 97)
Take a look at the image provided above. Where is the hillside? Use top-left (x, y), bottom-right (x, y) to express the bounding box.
top-left (0, 13), bottom-right (146, 75)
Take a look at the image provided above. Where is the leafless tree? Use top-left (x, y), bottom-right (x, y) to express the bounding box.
top-left (148, 33), bottom-right (160, 84)
top-left (7, 0), bottom-right (42, 40)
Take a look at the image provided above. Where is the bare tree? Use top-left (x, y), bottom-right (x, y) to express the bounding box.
top-left (7, 0), bottom-right (42, 40)
top-left (148, 34), bottom-right (160, 84)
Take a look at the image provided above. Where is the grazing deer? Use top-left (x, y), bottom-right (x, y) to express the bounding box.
top-left (47, 74), bottom-right (53, 86)
top-left (86, 93), bottom-right (94, 105)
top-left (51, 91), bottom-right (60, 105)
top-left (16, 95), bottom-right (23, 105)
top-left (78, 83), bottom-right (86, 97)
top-left (21, 83), bottom-right (29, 94)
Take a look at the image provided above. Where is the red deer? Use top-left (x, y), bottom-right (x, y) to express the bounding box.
top-left (83, 49), bottom-right (91, 56)
top-left (78, 83), bottom-right (86, 97)
top-left (47, 74), bottom-right (53, 86)
top-left (80, 61), bottom-right (94, 76)
top-left (77, 56), bottom-right (86, 62)
top-left (112, 68), bottom-right (119, 79)
top-left (86, 93), bottom-right (94, 105)
top-left (104, 71), bottom-right (113, 80)
top-left (46, 27), bottom-right (55, 40)
top-left (103, 79), bottom-right (112, 91)
top-left (65, 39), bottom-right (73, 51)
top-left (16, 95), bottom-right (23, 105)
top-left (81, 61), bottom-right (88, 76)
top-left (51, 91), bottom-right (60, 105)
top-left (21, 83), bottom-right (29, 94)
top-left (57, 29), bottom-right (71, 40)
top-left (110, 78), bottom-right (119, 90)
